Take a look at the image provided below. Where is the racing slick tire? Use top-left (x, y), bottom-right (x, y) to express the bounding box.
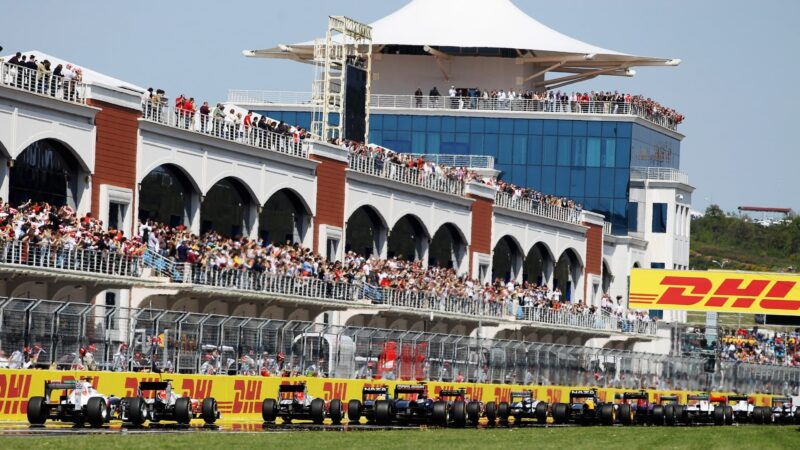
top-left (600, 404), bottom-right (615, 426)
top-left (127, 397), bottom-right (147, 426)
top-left (677, 405), bottom-right (688, 423)
top-left (432, 401), bottom-right (449, 426)
top-left (725, 406), bottom-right (734, 425)
top-left (497, 402), bottom-right (510, 424)
top-left (484, 401), bottom-right (497, 425)
top-left (201, 398), bottom-right (218, 424)
top-left (311, 398), bottom-right (326, 425)
top-left (27, 396), bottom-right (47, 425)
top-left (535, 402), bottom-right (548, 424)
top-left (651, 405), bottom-right (665, 426)
top-left (751, 407), bottom-right (763, 424)
top-left (619, 404), bottom-right (633, 426)
top-left (262, 398), bottom-right (278, 423)
top-left (87, 397), bottom-right (107, 428)
top-left (466, 401), bottom-right (481, 426)
top-left (552, 403), bottom-right (569, 424)
top-left (175, 397), bottom-right (192, 425)
top-left (713, 406), bottom-right (725, 426)
top-left (347, 400), bottom-right (362, 423)
top-left (329, 399), bottom-right (344, 425)
top-left (374, 400), bottom-right (392, 425)
top-left (664, 404), bottom-right (676, 426)
top-left (451, 401), bottom-right (467, 428)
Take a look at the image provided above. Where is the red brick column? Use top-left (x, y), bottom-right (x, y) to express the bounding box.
top-left (464, 182), bottom-right (496, 279)
top-left (308, 143), bottom-right (348, 253)
top-left (581, 219), bottom-right (604, 303)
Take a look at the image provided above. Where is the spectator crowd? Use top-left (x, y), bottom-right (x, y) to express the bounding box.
top-left (718, 327), bottom-right (800, 367)
top-left (1, 51), bottom-right (83, 101)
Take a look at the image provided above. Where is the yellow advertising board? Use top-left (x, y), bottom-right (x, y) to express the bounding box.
top-left (0, 369), bottom-right (776, 422)
top-left (630, 268), bottom-right (800, 315)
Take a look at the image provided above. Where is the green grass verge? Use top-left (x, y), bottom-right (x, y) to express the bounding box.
top-left (2, 426), bottom-right (798, 450)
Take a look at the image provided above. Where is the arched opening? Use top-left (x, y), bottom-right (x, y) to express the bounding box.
top-left (201, 177), bottom-right (252, 237)
top-left (428, 223), bottom-right (467, 270)
top-left (138, 164), bottom-right (195, 227)
top-left (523, 242), bottom-right (554, 286)
top-left (258, 189), bottom-right (310, 245)
top-left (9, 139), bottom-right (81, 207)
top-left (602, 259), bottom-right (613, 294)
top-left (345, 205), bottom-right (387, 257)
top-left (492, 236), bottom-right (523, 282)
top-left (554, 249), bottom-right (583, 302)
top-left (388, 214), bottom-right (428, 261)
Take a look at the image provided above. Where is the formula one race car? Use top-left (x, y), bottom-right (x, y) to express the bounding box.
top-left (492, 390), bottom-right (548, 425)
top-left (119, 380), bottom-right (219, 426)
top-left (551, 389), bottom-right (615, 425)
top-left (679, 393), bottom-right (732, 425)
top-left (614, 391), bottom-right (653, 425)
top-left (725, 395), bottom-right (756, 423)
top-left (27, 378), bottom-right (119, 427)
top-left (763, 396), bottom-right (800, 424)
top-left (261, 382), bottom-right (343, 424)
top-left (659, 395), bottom-right (685, 426)
top-left (365, 384), bottom-right (466, 427)
top-left (347, 385), bottom-right (391, 424)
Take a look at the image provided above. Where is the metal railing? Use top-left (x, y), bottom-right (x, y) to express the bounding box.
top-left (0, 61), bottom-right (86, 105)
top-left (227, 90), bottom-right (681, 131)
top-left (1, 297), bottom-right (796, 394)
top-left (495, 191), bottom-right (582, 224)
top-left (630, 166), bottom-right (689, 184)
top-left (407, 154), bottom-right (496, 170)
top-left (348, 153), bottom-right (466, 196)
top-left (141, 101), bottom-right (309, 158)
top-left (519, 307), bottom-right (657, 335)
top-left (0, 241), bottom-right (142, 278)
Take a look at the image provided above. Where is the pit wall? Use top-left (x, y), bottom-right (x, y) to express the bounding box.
top-left (0, 369), bottom-right (776, 421)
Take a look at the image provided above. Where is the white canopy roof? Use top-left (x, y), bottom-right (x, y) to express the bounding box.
top-left (245, 0), bottom-right (679, 73)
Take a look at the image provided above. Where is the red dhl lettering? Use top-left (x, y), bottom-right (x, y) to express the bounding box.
top-left (545, 388), bottom-right (562, 404)
top-left (233, 379), bottom-right (263, 414)
top-left (0, 374), bottom-right (32, 399)
top-left (323, 382), bottom-right (347, 401)
top-left (654, 277), bottom-right (800, 311)
top-left (494, 387), bottom-right (511, 403)
top-left (182, 378), bottom-right (214, 399)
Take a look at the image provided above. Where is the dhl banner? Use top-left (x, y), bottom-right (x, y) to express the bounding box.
top-left (0, 369), bottom-right (776, 421)
top-left (630, 269), bottom-right (800, 315)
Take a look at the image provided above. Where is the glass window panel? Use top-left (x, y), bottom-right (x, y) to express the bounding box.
top-left (411, 132), bottom-right (426, 153)
top-left (556, 167), bottom-right (571, 196)
top-left (558, 120), bottom-right (573, 135)
top-left (602, 122), bottom-right (619, 137)
top-left (627, 202), bottom-right (639, 233)
top-left (383, 131), bottom-right (397, 141)
top-left (572, 120), bottom-right (587, 136)
top-left (396, 131), bottom-right (411, 143)
top-left (498, 135), bottom-right (513, 163)
top-left (528, 166), bottom-right (542, 189)
top-left (603, 138), bottom-right (616, 167)
top-left (543, 136), bottom-right (557, 165)
top-left (570, 167), bottom-right (585, 198)
top-left (572, 137), bottom-right (586, 166)
top-left (529, 119), bottom-right (543, 135)
top-left (485, 118), bottom-right (499, 133)
top-left (612, 199), bottom-right (627, 234)
top-left (511, 165), bottom-right (527, 187)
top-left (469, 134), bottom-right (484, 155)
top-left (384, 115), bottom-right (397, 131)
top-left (442, 116), bottom-right (455, 132)
top-left (426, 132), bottom-right (441, 153)
top-left (497, 164), bottom-right (512, 180)
top-left (543, 119), bottom-right (558, 135)
top-left (370, 131), bottom-right (382, 145)
top-left (614, 168), bottom-right (629, 197)
top-left (585, 168), bottom-right (600, 197)
top-left (541, 167), bottom-right (556, 193)
top-left (412, 115), bottom-right (426, 131)
top-left (587, 137), bottom-right (601, 166)
top-left (455, 132), bottom-right (469, 144)
top-left (615, 138), bottom-right (631, 168)
top-left (499, 119), bottom-right (514, 134)
top-left (470, 117), bottom-right (485, 133)
top-left (483, 134), bottom-right (498, 158)
top-left (398, 115), bottom-right (412, 131)
top-left (456, 117), bottom-right (470, 133)
top-left (514, 119), bottom-right (528, 134)
top-left (588, 121), bottom-right (602, 137)
top-left (513, 135), bottom-right (527, 164)
top-left (526, 135), bottom-right (542, 165)
top-left (617, 122), bottom-right (632, 137)
top-left (596, 197), bottom-right (612, 221)
top-left (557, 136), bottom-right (571, 166)
top-left (599, 168), bottom-right (615, 197)
top-left (427, 116), bottom-right (441, 131)
top-left (652, 203), bottom-right (668, 233)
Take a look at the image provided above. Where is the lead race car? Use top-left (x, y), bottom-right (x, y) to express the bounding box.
top-left (27, 377), bottom-right (120, 427)
top-left (614, 391), bottom-right (655, 425)
top-left (119, 380), bottom-right (219, 426)
top-left (261, 382), bottom-right (343, 424)
top-left (492, 390), bottom-right (548, 425)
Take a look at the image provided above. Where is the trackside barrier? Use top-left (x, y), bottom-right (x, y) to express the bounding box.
top-left (0, 369), bottom-right (779, 421)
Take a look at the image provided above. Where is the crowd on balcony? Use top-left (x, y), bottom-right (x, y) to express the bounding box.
top-left (414, 86), bottom-right (684, 128)
top-left (718, 327), bottom-right (800, 367)
top-left (1, 51), bottom-right (83, 101)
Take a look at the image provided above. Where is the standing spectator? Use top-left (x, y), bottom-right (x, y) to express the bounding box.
top-left (414, 87), bottom-right (423, 108)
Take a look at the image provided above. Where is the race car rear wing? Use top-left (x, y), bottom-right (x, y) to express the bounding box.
top-left (277, 384), bottom-right (308, 393)
top-left (395, 384), bottom-right (426, 395)
top-left (726, 395), bottom-right (752, 403)
top-left (138, 381), bottom-right (171, 391)
top-left (43, 380), bottom-right (80, 399)
top-left (438, 389), bottom-right (466, 398)
top-left (687, 394), bottom-right (710, 401)
top-left (660, 395), bottom-right (679, 402)
top-left (569, 389), bottom-right (597, 398)
top-left (771, 397), bottom-right (792, 406)
top-left (510, 391), bottom-right (533, 399)
top-left (621, 391), bottom-right (649, 400)
top-left (362, 386), bottom-right (389, 394)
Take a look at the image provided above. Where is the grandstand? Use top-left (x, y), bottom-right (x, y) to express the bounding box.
top-left (1, 1), bottom-right (795, 396)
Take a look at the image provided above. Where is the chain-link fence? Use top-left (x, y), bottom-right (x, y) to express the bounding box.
top-left (1, 297), bottom-right (798, 395)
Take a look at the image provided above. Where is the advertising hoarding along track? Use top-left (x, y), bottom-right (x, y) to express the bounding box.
top-left (630, 269), bottom-right (800, 315)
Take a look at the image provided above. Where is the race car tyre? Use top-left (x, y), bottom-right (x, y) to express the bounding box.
top-left (451, 401), bottom-right (467, 428)
top-left (664, 404), bottom-right (676, 426)
top-left (677, 405), bottom-right (688, 423)
top-left (552, 403), bottom-right (568, 424)
top-left (651, 405), bottom-right (665, 426)
top-left (128, 397), bottom-right (147, 426)
top-left (466, 401), bottom-right (481, 425)
top-left (432, 401), bottom-right (449, 426)
top-left (347, 400), bottom-right (362, 423)
top-left (619, 404), bottom-right (632, 426)
top-left (175, 397), bottom-right (192, 425)
top-left (374, 400), bottom-right (392, 425)
top-left (535, 402), bottom-right (548, 424)
top-left (600, 404), bottom-right (615, 426)
top-left (497, 402), bottom-right (510, 424)
top-left (725, 406), bottom-right (734, 425)
top-left (311, 398), bottom-right (326, 424)
top-left (484, 401), bottom-right (497, 425)
top-left (87, 397), bottom-right (107, 428)
top-left (751, 407), bottom-right (763, 424)
top-left (27, 396), bottom-right (47, 425)
top-left (262, 398), bottom-right (278, 423)
top-left (330, 399), bottom-right (343, 425)
top-left (202, 398), bottom-right (218, 424)
top-left (713, 406), bottom-right (725, 426)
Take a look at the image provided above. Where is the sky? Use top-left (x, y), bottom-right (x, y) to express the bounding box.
top-left (3, 0), bottom-right (799, 214)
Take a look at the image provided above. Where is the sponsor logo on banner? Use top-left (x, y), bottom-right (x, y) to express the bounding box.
top-left (0, 373), bottom-right (32, 414)
top-left (322, 381), bottom-right (348, 401)
top-left (629, 269), bottom-right (800, 315)
top-left (232, 379), bottom-right (262, 413)
top-left (182, 378), bottom-right (214, 399)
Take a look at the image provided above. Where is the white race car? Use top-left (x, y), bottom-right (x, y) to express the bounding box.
top-left (27, 378), bottom-right (119, 427)
top-left (119, 380), bottom-right (219, 426)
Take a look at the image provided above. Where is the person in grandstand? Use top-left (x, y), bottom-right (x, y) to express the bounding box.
top-left (199, 353), bottom-right (217, 375)
top-left (8, 347), bottom-right (28, 369)
top-left (112, 342), bottom-right (128, 371)
top-left (80, 344), bottom-right (97, 371)
top-left (240, 351), bottom-right (257, 375)
top-left (355, 361), bottom-right (373, 379)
